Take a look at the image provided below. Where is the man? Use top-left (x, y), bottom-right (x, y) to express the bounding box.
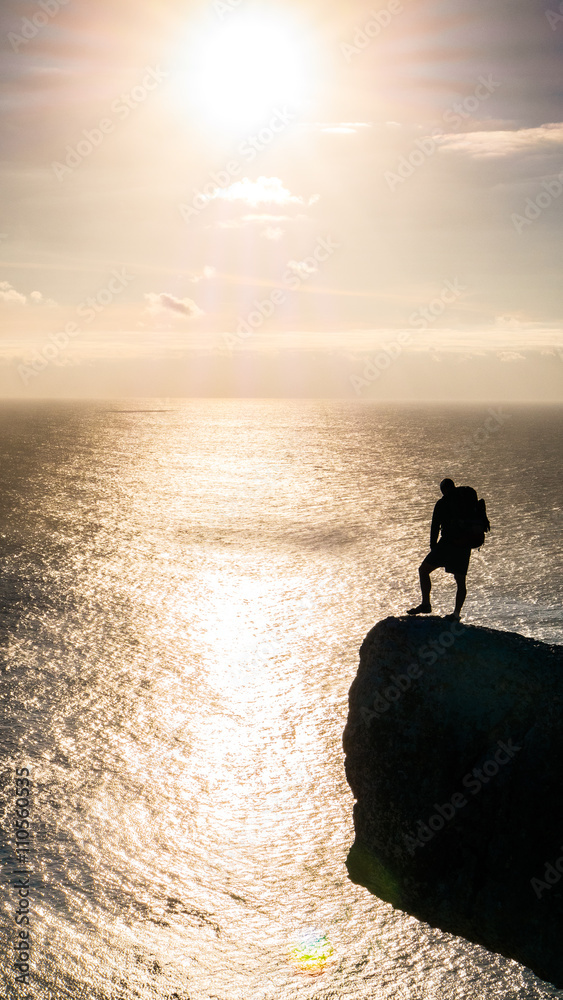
top-left (407, 478), bottom-right (471, 621)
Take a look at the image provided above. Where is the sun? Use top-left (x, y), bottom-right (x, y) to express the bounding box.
top-left (185, 10), bottom-right (310, 133)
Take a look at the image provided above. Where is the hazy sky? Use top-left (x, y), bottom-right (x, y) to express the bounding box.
top-left (1, 0), bottom-right (562, 398)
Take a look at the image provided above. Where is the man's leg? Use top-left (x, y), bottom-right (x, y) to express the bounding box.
top-left (451, 572), bottom-right (467, 618)
top-left (407, 560), bottom-right (436, 614)
top-left (419, 561), bottom-right (434, 605)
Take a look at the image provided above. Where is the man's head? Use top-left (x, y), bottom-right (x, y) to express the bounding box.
top-left (440, 478), bottom-right (455, 495)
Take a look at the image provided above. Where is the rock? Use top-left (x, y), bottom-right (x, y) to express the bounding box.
top-left (343, 616), bottom-right (563, 987)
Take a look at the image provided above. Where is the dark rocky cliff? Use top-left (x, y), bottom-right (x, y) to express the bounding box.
top-left (343, 616), bottom-right (563, 988)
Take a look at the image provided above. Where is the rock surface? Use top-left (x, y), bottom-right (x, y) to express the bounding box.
top-left (343, 616), bottom-right (563, 987)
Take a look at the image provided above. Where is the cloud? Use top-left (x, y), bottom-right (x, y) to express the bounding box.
top-left (0, 282), bottom-right (58, 307)
top-left (205, 176), bottom-right (317, 207)
top-left (497, 351), bottom-right (526, 362)
top-left (303, 122), bottom-right (372, 134)
top-left (145, 292), bottom-right (203, 319)
top-left (215, 212), bottom-right (297, 232)
top-left (215, 219), bottom-right (247, 230)
top-left (494, 314), bottom-right (528, 330)
top-left (439, 122), bottom-right (563, 159)
top-left (0, 281), bottom-right (26, 305)
top-left (30, 290), bottom-right (57, 307)
top-left (242, 214), bottom-right (291, 223)
top-left (188, 266), bottom-right (216, 283)
top-left (286, 259), bottom-right (319, 279)
top-left (262, 227), bottom-right (284, 240)
top-left (318, 122), bottom-right (372, 134)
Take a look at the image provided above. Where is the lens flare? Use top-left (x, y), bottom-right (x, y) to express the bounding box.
top-left (290, 929), bottom-right (335, 975)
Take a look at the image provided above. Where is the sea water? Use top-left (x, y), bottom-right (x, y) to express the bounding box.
top-left (0, 400), bottom-right (561, 1000)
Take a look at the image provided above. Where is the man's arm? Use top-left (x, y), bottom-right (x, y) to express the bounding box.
top-left (430, 501), bottom-right (442, 548)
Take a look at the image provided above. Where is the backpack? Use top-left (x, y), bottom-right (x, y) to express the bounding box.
top-left (451, 486), bottom-right (491, 549)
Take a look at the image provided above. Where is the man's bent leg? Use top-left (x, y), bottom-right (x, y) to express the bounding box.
top-left (419, 561), bottom-right (435, 605)
top-left (407, 560), bottom-right (436, 614)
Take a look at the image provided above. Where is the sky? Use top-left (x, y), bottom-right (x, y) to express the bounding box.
top-left (0, 0), bottom-right (562, 398)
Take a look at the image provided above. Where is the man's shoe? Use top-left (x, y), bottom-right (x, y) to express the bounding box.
top-left (444, 612), bottom-right (461, 621)
top-left (407, 603), bottom-right (432, 615)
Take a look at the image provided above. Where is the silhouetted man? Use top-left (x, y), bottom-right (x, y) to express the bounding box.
top-left (407, 478), bottom-right (471, 621)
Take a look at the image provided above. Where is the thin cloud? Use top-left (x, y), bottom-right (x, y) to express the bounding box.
top-left (145, 292), bottom-right (203, 319)
top-left (287, 259), bottom-right (319, 278)
top-left (304, 122), bottom-right (372, 133)
top-left (439, 122), bottom-right (563, 159)
top-left (242, 214), bottom-right (291, 223)
top-left (262, 227), bottom-right (284, 240)
top-left (205, 176), bottom-right (317, 207)
top-left (497, 351), bottom-right (526, 362)
top-left (215, 220), bottom-right (247, 230)
top-left (320, 123), bottom-right (372, 134)
top-left (215, 212), bottom-right (298, 232)
top-left (188, 266), bottom-right (216, 283)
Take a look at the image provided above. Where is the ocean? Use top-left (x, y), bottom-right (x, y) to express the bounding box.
top-left (0, 399), bottom-right (561, 1000)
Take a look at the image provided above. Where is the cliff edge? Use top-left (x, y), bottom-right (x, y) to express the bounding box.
top-left (343, 616), bottom-right (563, 987)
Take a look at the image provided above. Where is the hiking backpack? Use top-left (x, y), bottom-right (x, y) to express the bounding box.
top-left (451, 486), bottom-right (491, 549)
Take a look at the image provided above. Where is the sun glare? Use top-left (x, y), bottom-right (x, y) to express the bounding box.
top-left (187, 11), bottom-right (310, 132)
